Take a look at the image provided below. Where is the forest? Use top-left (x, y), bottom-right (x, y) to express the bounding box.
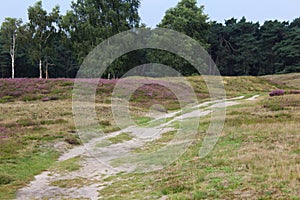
top-left (0, 0), bottom-right (299, 79)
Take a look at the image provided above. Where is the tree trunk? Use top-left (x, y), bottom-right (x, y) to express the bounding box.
top-left (10, 34), bottom-right (16, 79)
top-left (11, 58), bottom-right (15, 79)
top-left (39, 59), bottom-right (42, 79)
top-left (44, 58), bottom-right (55, 79)
top-left (45, 63), bottom-right (49, 79)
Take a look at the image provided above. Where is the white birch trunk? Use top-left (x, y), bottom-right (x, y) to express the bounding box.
top-left (10, 34), bottom-right (16, 79)
top-left (45, 62), bottom-right (49, 80)
top-left (11, 57), bottom-right (15, 79)
top-left (39, 59), bottom-right (42, 79)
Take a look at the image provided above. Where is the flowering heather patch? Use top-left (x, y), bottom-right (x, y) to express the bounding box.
top-left (269, 89), bottom-right (285, 97)
top-left (75, 78), bottom-right (118, 85)
top-left (0, 78), bottom-right (74, 102)
top-left (42, 97), bottom-right (49, 102)
top-left (107, 78), bottom-right (199, 111)
top-left (0, 78), bottom-right (122, 103)
top-left (1, 77), bottom-right (202, 106)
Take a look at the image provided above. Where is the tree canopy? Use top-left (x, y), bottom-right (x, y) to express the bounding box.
top-left (0, 0), bottom-right (299, 78)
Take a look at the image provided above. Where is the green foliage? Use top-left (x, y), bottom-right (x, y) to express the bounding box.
top-left (259, 20), bottom-right (288, 74)
top-left (0, 96), bottom-right (14, 103)
top-left (158, 0), bottom-right (210, 48)
top-left (26, 1), bottom-right (61, 78)
top-left (0, 18), bottom-right (23, 78)
top-left (209, 17), bottom-right (300, 76)
top-left (151, 0), bottom-right (210, 75)
top-left (0, 2), bottom-right (299, 78)
top-left (274, 23), bottom-right (300, 73)
top-left (62, 0), bottom-right (141, 65)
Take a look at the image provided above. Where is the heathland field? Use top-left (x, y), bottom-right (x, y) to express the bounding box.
top-left (0, 74), bottom-right (299, 199)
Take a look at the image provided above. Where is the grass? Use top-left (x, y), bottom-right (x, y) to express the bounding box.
top-left (0, 74), bottom-right (299, 199)
top-left (0, 150), bottom-right (59, 199)
top-left (50, 156), bottom-right (82, 174)
top-left (50, 177), bottom-right (93, 188)
top-left (0, 98), bottom-right (116, 198)
top-left (263, 73), bottom-right (300, 88)
top-left (108, 133), bottom-right (133, 144)
top-left (99, 94), bottom-right (300, 199)
top-left (132, 131), bottom-right (177, 153)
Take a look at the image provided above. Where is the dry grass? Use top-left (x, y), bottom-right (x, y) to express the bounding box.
top-left (99, 94), bottom-right (300, 199)
top-left (263, 73), bottom-right (300, 89)
top-left (50, 177), bottom-right (94, 188)
top-left (0, 74), bottom-right (299, 199)
top-left (0, 98), bottom-right (117, 199)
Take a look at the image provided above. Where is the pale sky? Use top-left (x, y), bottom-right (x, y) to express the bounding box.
top-left (0, 0), bottom-right (299, 27)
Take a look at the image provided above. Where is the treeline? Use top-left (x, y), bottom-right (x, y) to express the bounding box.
top-left (209, 17), bottom-right (300, 76)
top-left (0, 0), bottom-right (299, 78)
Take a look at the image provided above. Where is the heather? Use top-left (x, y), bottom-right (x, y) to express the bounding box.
top-left (0, 74), bottom-right (299, 199)
top-left (269, 89), bottom-right (285, 97)
top-left (0, 78), bottom-right (119, 103)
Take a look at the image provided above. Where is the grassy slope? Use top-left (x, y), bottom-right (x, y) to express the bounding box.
top-left (99, 76), bottom-right (300, 199)
top-left (0, 74), bottom-right (299, 199)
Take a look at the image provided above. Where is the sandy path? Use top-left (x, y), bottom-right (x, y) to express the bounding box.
top-left (16, 96), bottom-right (257, 200)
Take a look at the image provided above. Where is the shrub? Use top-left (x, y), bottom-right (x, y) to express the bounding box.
top-left (0, 173), bottom-right (14, 185)
top-left (289, 90), bottom-right (300, 94)
top-left (269, 89), bottom-right (285, 97)
top-left (0, 96), bottom-right (14, 103)
top-left (50, 96), bottom-right (59, 101)
top-left (42, 97), bottom-right (49, 102)
top-left (16, 119), bottom-right (37, 127)
top-left (65, 137), bottom-right (81, 145)
top-left (100, 120), bottom-right (111, 126)
top-left (22, 95), bottom-right (41, 101)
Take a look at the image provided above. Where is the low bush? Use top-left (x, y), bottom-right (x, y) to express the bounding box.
top-left (0, 96), bottom-right (14, 103)
top-left (65, 137), bottom-right (81, 145)
top-left (289, 90), bottom-right (300, 94)
top-left (269, 89), bottom-right (285, 97)
top-left (0, 173), bottom-right (14, 185)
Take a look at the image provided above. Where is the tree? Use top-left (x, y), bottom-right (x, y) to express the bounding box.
top-left (158, 0), bottom-right (210, 48)
top-left (61, 0), bottom-right (141, 65)
top-left (0, 31), bottom-right (10, 78)
top-left (152, 0), bottom-right (210, 76)
top-left (0, 18), bottom-right (22, 78)
top-left (27, 1), bottom-right (60, 79)
top-left (258, 20), bottom-right (288, 74)
top-left (274, 19), bottom-right (300, 73)
top-left (233, 17), bottom-right (261, 76)
top-left (209, 17), bottom-right (261, 76)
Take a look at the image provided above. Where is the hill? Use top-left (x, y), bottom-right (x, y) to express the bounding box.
top-left (0, 74), bottom-right (299, 199)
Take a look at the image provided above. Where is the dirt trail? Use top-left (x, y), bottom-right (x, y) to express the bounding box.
top-left (16, 96), bottom-right (258, 200)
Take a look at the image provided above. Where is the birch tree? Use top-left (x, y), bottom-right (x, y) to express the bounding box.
top-left (0, 18), bottom-right (22, 79)
top-left (27, 1), bottom-right (60, 79)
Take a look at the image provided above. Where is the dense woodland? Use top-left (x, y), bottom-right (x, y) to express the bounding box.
top-left (0, 0), bottom-right (299, 78)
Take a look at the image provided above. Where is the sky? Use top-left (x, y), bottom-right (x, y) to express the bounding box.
top-left (0, 0), bottom-right (299, 27)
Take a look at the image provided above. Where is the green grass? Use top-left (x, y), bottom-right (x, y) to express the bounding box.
top-left (50, 156), bottom-right (82, 174)
top-left (0, 151), bottom-right (59, 199)
top-left (108, 133), bottom-right (134, 144)
top-left (0, 96), bottom-right (14, 103)
top-left (133, 116), bottom-right (153, 126)
top-left (132, 131), bottom-right (177, 153)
